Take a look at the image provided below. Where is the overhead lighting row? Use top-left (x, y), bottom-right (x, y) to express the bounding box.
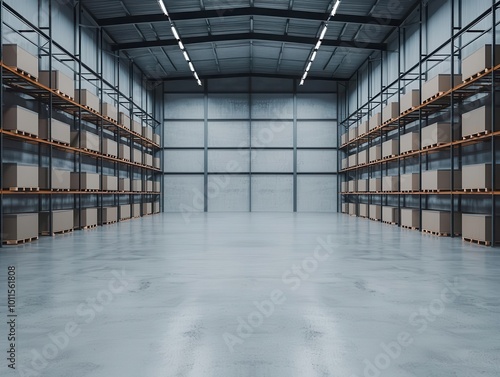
top-left (158, 0), bottom-right (202, 86)
top-left (300, 0), bottom-right (341, 86)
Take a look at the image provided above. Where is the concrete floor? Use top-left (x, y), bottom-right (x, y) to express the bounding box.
top-left (0, 213), bottom-right (499, 377)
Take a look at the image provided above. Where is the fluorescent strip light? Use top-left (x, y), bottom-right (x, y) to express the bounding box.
top-left (171, 26), bottom-right (180, 40)
top-left (302, 71), bottom-right (309, 80)
top-left (183, 51), bottom-right (190, 62)
top-left (158, 0), bottom-right (168, 16)
top-left (319, 25), bottom-right (328, 40)
top-left (331, 0), bottom-right (341, 17)
top-left (178, 40), bottom-right (185, 50)
top-left (194, 72), bottom-right (200, 80)
top-left (306, 62), bottom-right (312, 72)
top-left (197, 79), bottom-right (202, 86)
top-left (311, 50), bottom-right (317, 62)
top-left (300, 79), bottom-right (305, 86)
top-left (315, 40), bottom-right (322, 50)
top-left (188, 62), bottom-right (195, 72)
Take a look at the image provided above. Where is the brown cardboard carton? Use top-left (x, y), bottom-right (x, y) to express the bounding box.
top-left (3, 44), bottom-right (39, 78)
top-left (74, 208), bottom-right (98, 228)
top-left (102, 176), bottom-right (118, 191)
top-left (99, 207), bottom-right (118, 224)
top-left (4, 106), bottom-right (39, 136)
top-left (341, 203), bottom-right (349, 214)
top-left (2, 213), bottom-right (38, 241)
top-left (400, 90), bottom-right (420, 113)
top-left (401, 208), bottom-right (420, 229)
top-left (120, 205), bottom-right (131, 220)
top-left (132, 204), bottom-right (141, 217)
top-left (119, 112), bottom-right (131, 130)
top-left (39, 70), bottom-right (74, 97)
top-left (133, 149), bottom-right (142, 164)
top-left (341, 133), bottom-right (348, 145)
top-left (39, 210), bottom-right (73, 234)
top-left (422, 74), bottom-right (462, 102)
top-left (400, 173), bottom-right (420, 192)
top-left (422, 170), bottom-right (462, 191)
top-left (369, 178), bottom-right (381, 192)
top-left (400, 132), bottom-right (419, 154)
top-left (348, 180), bottom-right (357, 192)
top-left (369, 113), bottom-right (382, 130)
top-left (119, 144), bottom-right (130, 161)
top-left (142, 203), bottom-right (153, 215)
top-left (154, 202), bottom-right (160, 213)
top-left (132, 120), bottom-right (142, 134)
top-left (102, 103), bottom-right (117, 121)
top-left (154, 158), bottom-right (161, 169)
top-left (146, 181), bottom-right (153, 192)
top-left (382, 139), bottom-right (398, 158)
top-left (358, 179), bottom-right (368, 192)
top-left (462, 45), bottom-right (500, 80)
top-left (348, 154), bottom-right (357, 168)
top-left (74, 89), bottom-right (99, 111)
top-left (341, 158), bottom-right (348, 170)
top-left (153, 133), bottom-right (161, 145)
top-left (369, 145), bottom-right (382, 162)
top-left (382, 176), bottom-right (398, 192)
top-left (382, 102), bottom-right (399, 123)
top-left (462, 214), bottom-right (500, 242)
top-left (70, 172), bottom-right (100, 191)
top-left (462, 106), bottom-right (500, 138)
top-left (39, 118), bottom-right (71, 144)
top-left (341, 182), bottom-right (347, 193)
top-left (359, 203), bottom-right (369, 218)
top-left (358, 150), bottom-right (368, 165)
top-left (143, 127), bottom-right (153, 141)
top-left (358, 121), bottom-right (369, 136)
top-left (103, 139), bottom-right (118, 157)
top-left (154, 181), bottom-right (161, 193)
top-left (349, 126), bottom-right (358, 141)
top-left (132, 180), bottom-right (143, 192)
top-left (422, 210), bottom-right (462, 235)
top-left (144, 154), bottom-right (153, 167)
top-left (382, 206), bottom-right (399, 224)
top-left (349, 203), bottom-right (357, 216)
top-left (2, 164), bottom-right (38, 189)
top-left (39, 168), bottom-right (71, 190)
top-left (422, 123), bottom-right (451, 148)
top-left (462, 163), bottom-right (500, 190)
top-left (71, 131), bottom-right (100, 153)
top-left (369, 205), bottom-right (382, 221)
top-left (119, 178), bottom-right (131, 192)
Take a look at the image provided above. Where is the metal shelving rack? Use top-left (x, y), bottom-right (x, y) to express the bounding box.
top-left (338, 0), bottom-right (500, 247)
top-left (0, 0), bottom-right (162, 246)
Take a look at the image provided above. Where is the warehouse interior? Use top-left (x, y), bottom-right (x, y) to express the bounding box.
top-left (1, 0), bottom-right (500, 376)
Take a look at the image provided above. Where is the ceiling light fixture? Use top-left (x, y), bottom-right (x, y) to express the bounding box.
top-left (300, 0), bottom-right (342, 86)
top-left (158, 0), bottom-right (202, 86)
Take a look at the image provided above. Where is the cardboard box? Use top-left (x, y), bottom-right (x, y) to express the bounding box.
top-left (133, 149), bottom-right (142, 164)
top-left (462, 163), bottom-right (500, 190)
top-left (132, 203), bottom-right (141, 218)
top-left (101, 139), bottom-right (117, 157)
top-left (349, 126), bottom-right (358, 141)
top-left (358, 150), bottom-right (368, 165)
top-left (132, 120), bottom-right (142, 134)
top-left (382, 102), bottom-right (399, 123)
top-left (102, 103), bottom-right (117, 121)
top-left (154, 202), bottom-right (160, 213)
top-left (422, 170), bottom-right (462, 191)
top-left (143, 127), bottom-right (153, 141)
top-left (144, 154), bottom-right (153, 167)
top-left (3, 44), bottom-right (39, 78)
top-left (2, 213), bottom-right (38, 241)
top-left (359, 203), bottom-right (369, 218)
top-left (120, 205), bottom-right (131, 220)
top-left (400, 90), bottom-right (420, 113)
top-left (99, 207), bottom-right (118, 224)
top-left (462, 214), bottom-right (500, 243)
top-left (382, 139), bottom-right (398, 158)
top-left (2, 164), bottom-right (38, 189)
top-left (349, 203), bottom-right (357, 216)
top-left (39, 70), bottom-right (74, 97)
top-left (382, 207), bottom-right (399, 224)
top-left (462, 106), bottom-right (500, 138)
top-left (462, 45), bottom-right (500, 80)
top-left (74, 89), bottom-right (99, 111)
top-left (422, 123), bottom-right (451, 148)
top-left (358, 179), bottom-right (368, 192)
top-left (422, 210), bottom-right (462, 235)
top-left (422, 74), bottom-right (462, 102)
top-left (142, 203), bottom-right (153, 215)
top-left (358, 121), bottom-right (369, 136)
top-left (369, 178), bottom-right (381, 192)
top-left (154, 181), bottom-right (161, 193)
top-left (39, 210), bottom-right (73, 234)
top-left (401, 173), bottom-right (420, 192)
top-left (348, 180), bottom-right (357, 192)
top-left (401, 208), bottom-right (420, 229)
top-left (102, 176), bottom-right (118, 191)
top-left (400, 132), bottom-right (419, 154)
top-left (74, 208), bottom-right (98, 228)
top-left (341, 133), bottom-right (348, 145)
top-left (348, 154), bottom-right (357, 168)
top-left (4, 106), bottom-right (39, 136)
top-left (341, 203), bottom-right (349, 214)
top-left (341, 182), bottom-right (348, 193)
top-left (71, 131), bottom-right (100, 153)
top-left (119, 178), bottom-right (130, 192)
top-left (70, 172), bottom-right (100, 191)
top-left (39, 118), bottom-right (71, 145)
top-left (341, 158), bottom-right (348, 170)
top-left (382, 176), bottom-right (399, 192)
top-left (153, 133), bottom-right (161, 145)
top-left (154, 157), bottom-right (161, 169)
top-left (145, 181), bottom-right (153, 192)
top-left (369, 145), bottom-right (382, 162)
top-left (39, 168), bottom-right (71, 190)
top-left (119, 112), bottom-right (131, 130)
top-left (119, 144), bottom-right (130, 161)
top-left (369, 113), bottom-right (382, 131)
top-left (132, 180), bottom-right (142, 192)
top-left (369, 205), bottom-right (382, 221)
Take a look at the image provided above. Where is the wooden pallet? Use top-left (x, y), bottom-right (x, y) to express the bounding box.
top-left (103, 154), bottom-right (118, 158)
top-left (82, 105), bottom-right (98, 113)
top-left (422, 92), bottom-right (445, 104)
top-left (8, 187), bottom-right (39, 192)
top-left (463, 68), bottom-right (491, 83)
top-left (401, 150), bottom-right (418, 156)
top-left (81, 189), bottom-right (99, 192)
top-left (400, 107), bottom-right (416, 115)
top-left (54, 90), bottom-right (74, 101)
top-left (82, 224), bottom-right (98, 230)
top-left (463, 237), bottom-right (491, 246)
top-left (41, 229), bottom-right (73, 236)
top-left (101, 220), bottom-right (118, 225)
top-left (422, 229), bottom-right (450, 237)
top-left (12, 68), bottom-right (38, 81)
top-left (51, 139), bottom-right (71, 147)
top-left (462, 131), bottom-right (491, 140)
top-left (7, 129), bottom-right (39, 139)
top-left (382, 155), bottom-right (397, 160)
top-left (382, 221), bottom-right (398, 225)
top-left (52, 188), bottom-right (71, 192)
top-left (369, 218), bottom-right (382, 222)
top-left (422, 189), bottom-right (445, 193)
top-left (401, 225), bottom-right (418, 231)
top-left (463, 188), bottom-right (491, 193)
top-left (3, 236), bottom-right (38, 245)
top-left (422, 142), bottom-right (447, 150)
